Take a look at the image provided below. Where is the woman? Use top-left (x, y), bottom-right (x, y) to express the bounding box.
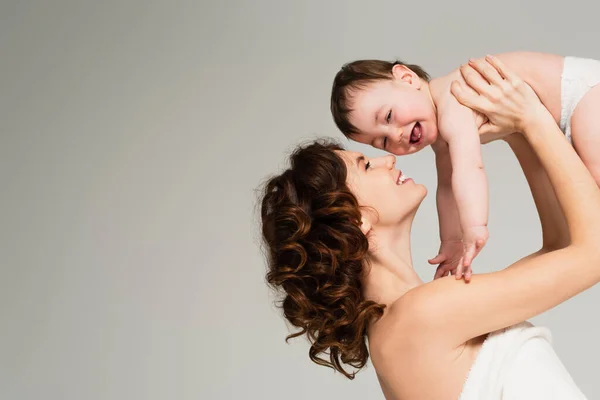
top-left (260, 57), bottom-right (600, 399)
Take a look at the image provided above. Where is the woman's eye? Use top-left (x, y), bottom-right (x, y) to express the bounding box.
top-left (365, 161), bottom-right (371, 170)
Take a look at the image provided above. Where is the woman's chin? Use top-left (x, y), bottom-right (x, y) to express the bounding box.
top-left (404, 187), bottom-right (428, 216)
top-left (413, 186), bottom-right (428, 208)
top-left (413, 183), bottom-right (428, 198)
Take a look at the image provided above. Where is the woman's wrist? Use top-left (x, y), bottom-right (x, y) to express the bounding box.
top-left (519, 105), bottom-right (556, 138)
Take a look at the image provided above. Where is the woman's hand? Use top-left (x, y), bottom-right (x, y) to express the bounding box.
top-left (450, 55), bottom-right (550, 138)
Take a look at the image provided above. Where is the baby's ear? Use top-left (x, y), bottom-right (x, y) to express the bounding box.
top-left (392, 64), bottom-right (422, 89)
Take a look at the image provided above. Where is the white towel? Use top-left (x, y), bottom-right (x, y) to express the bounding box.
top-left (459, 321), bottom-right (587, 399)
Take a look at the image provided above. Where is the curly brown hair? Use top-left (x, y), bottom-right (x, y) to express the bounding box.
top-left (330, 59), bottom-right (430, 137)
top-left (260, 139), bottom-right (385, 379)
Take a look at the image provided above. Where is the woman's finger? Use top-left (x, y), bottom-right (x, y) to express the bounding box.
top-left (459, 63), bottom-right (491, 95)
top-left (462, 62), bottom-right (512, 105)
top-left (484, 55), bottom-right (521, 85)
top-left (468, 58), bottom-right (504, 86)
top-left (450, 80), bottom-right (492, 113)
top-left (468, 57), bottom-right (505, 86)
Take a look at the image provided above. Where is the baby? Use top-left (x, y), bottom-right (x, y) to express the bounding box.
top-left (330, 52), bottom-right (600, 280)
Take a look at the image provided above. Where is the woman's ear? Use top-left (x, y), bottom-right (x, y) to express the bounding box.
top-left (360, 215), bottom-right (372, 236)
top-left (392, 64), bottom-right (422, 89)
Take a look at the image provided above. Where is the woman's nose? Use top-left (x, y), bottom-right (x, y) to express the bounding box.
top-left (370, 155), bottom-right (396, 169)
top-left (385, 154), bottom-right (396, 169)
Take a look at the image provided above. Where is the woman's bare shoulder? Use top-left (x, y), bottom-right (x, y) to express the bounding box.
top-left (370, 281), bottom-right (446, 350)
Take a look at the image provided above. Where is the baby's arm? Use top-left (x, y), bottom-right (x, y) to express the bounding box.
top-left (437, 94), bottom-right (489, 276)
top-left (430, 141), bottom-right (466, 279)
top-left (433, 141), bottom-right (462, 241)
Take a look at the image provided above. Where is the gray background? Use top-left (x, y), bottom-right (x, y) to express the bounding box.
top-left (2, 1), bottom-right (599, 399)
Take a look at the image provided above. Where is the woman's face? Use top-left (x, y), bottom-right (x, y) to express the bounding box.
top-left (338, 151), bottom-right (427, 227)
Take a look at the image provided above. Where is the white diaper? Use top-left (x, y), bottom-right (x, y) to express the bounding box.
top-left (560, 56), bottom-right (600, 144)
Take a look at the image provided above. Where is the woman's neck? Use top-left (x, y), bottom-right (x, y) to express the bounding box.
top-left (362, 225), bottom-right (423, 308)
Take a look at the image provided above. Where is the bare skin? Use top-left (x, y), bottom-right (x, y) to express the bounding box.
top-left (348, 52), bottom-right (568, 280)
top-left (428, 52), bottom-right (565, 279)
top-left (367, 135), bottom-right (569, 400)
top-left (361, 57), bottom-right (600, 400)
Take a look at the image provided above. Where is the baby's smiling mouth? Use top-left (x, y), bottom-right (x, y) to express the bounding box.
top-left (410, 122), bottom-right (423, 144)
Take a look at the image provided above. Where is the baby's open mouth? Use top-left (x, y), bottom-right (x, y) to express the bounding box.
top-left (410, 122), bottom-right (422, 144)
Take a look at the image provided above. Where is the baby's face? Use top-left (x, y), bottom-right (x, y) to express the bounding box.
top-left (347, 79), bottom-right (438, 156)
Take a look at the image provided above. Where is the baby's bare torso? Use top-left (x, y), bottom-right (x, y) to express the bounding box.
top-left (430, 52), bottom-right (564, 142)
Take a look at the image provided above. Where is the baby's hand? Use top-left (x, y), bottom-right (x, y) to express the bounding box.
top-left (458, 225), bottom-right (489, 280)
top-left (429, 240), bottom-right (464, 280)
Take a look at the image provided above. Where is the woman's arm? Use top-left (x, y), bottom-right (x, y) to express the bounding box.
top-left (504, 132), bottom-right (570, 256)
top-left (396, 56), bottom-right (600, 345)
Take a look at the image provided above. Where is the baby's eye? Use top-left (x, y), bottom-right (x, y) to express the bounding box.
top-left (365, 161), bottom-right (371, 170)
top-left (386, 110), bottom-right (392, 123)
